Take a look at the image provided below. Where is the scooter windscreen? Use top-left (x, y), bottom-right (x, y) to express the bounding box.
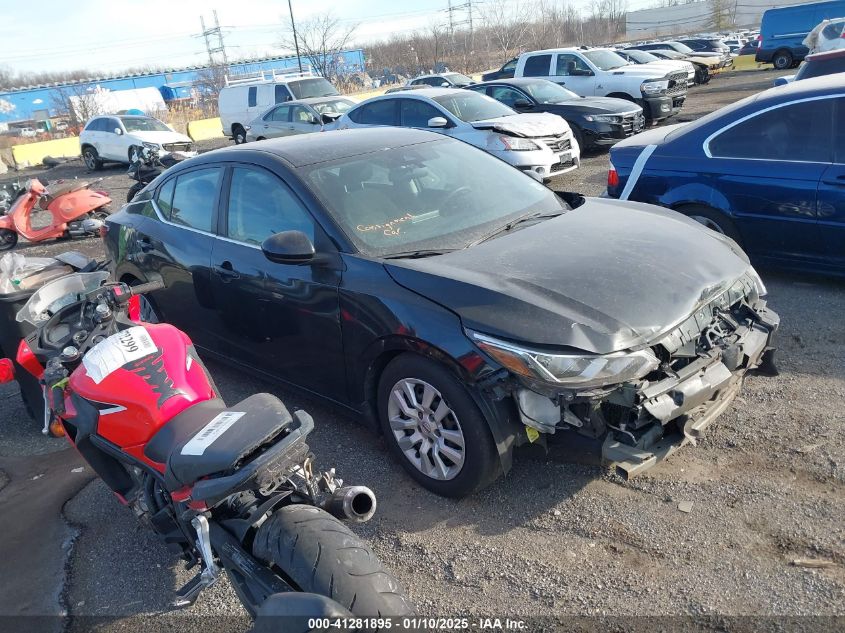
top-left (16, 271), bottom-right (110, 325)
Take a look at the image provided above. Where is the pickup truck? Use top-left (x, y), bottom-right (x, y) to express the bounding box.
top-left (513, 47), bottom-right (687, 123)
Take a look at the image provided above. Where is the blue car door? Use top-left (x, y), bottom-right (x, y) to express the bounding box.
top-left (816, 96), bottom-right (845, 270)
top-left (704, 97), bottom-right (833, 266)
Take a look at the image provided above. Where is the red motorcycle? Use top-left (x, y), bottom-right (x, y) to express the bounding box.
top-left (1, 272), bottom-right (412, 619)
top-left (0, 178), bottom-right (111, 251)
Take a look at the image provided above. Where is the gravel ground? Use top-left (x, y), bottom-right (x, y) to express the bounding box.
top-left (0, 69), bottom-right (843, 628)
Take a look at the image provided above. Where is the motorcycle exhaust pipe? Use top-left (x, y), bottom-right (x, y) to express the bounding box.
top-left (324, 486), bottom-right (377, 523)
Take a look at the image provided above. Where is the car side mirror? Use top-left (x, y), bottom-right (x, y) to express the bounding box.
top-left (440, 82), bottom-right (450, 87)
top-left (114, 128), bottom-right (123, 135)
top-left (320, 113), bottom-right (340, 124)
top-left (261, 230), bottom-right (315, 265)
top-left (513, 99), bottom-right (533, 109)
top-left (427, 116), bottom-right (449, 128)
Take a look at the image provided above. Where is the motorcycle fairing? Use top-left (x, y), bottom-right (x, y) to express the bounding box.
top-left (68, 323), bottom-right (218, 459)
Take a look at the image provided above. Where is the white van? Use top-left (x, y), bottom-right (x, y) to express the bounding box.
top-left (218, 69), bottom-right (341, 143)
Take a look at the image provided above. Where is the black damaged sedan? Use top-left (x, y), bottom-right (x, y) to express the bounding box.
top-left (105, 128), bottom-right (778, 498)
top-left (466, 78), bottom-right (645, 151)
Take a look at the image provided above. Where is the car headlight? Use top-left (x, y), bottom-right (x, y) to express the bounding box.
top-left (142, 142), bottom-right (160, 150)
top-left (498, 135), bottom-right (540, 151)
top-left (640, 80), bottom-right (669, 94)
top-left (468, 330), bottom-right (660, 388)
top-left (748, 266), bottom-right (767, 297)
top-left (583, 114), bottom-right (622, 123)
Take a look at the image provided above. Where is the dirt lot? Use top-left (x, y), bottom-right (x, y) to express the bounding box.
top-left (0, 69), bottom-right (843, 628)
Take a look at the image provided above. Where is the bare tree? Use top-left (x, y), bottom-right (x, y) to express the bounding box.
top-left (193, 64), bottom-right (228, 115)
top-left (480, 0), bottom-right (530, 58)
top-left (50, 84), bottom-right (103, 127)
top-left (280, 12), bottom-right (358, 80)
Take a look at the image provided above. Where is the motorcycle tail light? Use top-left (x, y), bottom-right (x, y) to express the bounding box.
top-left (0, 358), bottom-right (14, 383)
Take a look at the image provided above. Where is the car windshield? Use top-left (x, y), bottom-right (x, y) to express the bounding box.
top-left (289, 78), bottom-right (340, 99)
top-left (520, 80), bottom-right (580, 103)
top-left (624, 50), bottom-right (659, 63)
top-left (445, 73), bottom-right (473, 86)
top-left (583, 50), bottom-right (629, 70)
top-left (310, 98), bottom-right (355, 114)
top-left (302, 138), bottom-right (566, 257)
top-left (120, 117), bottom-right (170, 132)
top-left (432, 92), bottom-right (515, 121)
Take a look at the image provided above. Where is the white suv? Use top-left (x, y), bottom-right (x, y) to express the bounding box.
top-left (79, 114), bottom-right (195, 170)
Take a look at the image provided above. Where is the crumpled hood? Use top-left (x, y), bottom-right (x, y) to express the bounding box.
top-left (470, 112), bottom-right (570, 137)
top-left (384, 198), bottom-right (751, 354)
top-left (128, 130), bottom-right (193, 145)
top-left (605, 66), bottom-right (674, 79)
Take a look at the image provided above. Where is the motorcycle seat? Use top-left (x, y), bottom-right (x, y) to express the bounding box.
top-left (144, 393), bottom-right (296, 491)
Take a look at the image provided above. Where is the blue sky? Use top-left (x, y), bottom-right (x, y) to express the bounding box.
top-left (0, 0), bottom-right (454, 75)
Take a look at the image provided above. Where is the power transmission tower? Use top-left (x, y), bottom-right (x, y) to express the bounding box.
top-left (198, 10), bottom-right (228, 67)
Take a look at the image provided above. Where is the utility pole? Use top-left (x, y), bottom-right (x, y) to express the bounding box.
top-left (287, 0), bottom-right (303, 73)
top-left (447, 0), bottom-right (454, 35)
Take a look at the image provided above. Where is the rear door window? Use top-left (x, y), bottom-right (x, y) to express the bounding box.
top-left (169, 168), bottom-right (223, 232)
top-left (350, 100), bottom-right (397, 125)
top-left (709, 98), bottom-right (834, 163)
top-left (156, 178), bottom-right (176, 219)
top-left (523, 54), bottom-right (552, 77)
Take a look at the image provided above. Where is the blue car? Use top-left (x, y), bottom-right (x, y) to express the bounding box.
top-left (606, 74), bottom-right (845, 275)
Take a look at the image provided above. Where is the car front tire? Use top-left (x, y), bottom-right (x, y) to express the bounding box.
top-left (233, 125), bottom-right (247, 144)
top-left (377, 354), bottom-right (501, 498)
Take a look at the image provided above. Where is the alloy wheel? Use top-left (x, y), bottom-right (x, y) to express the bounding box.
top-left (387, 378), bottom-right (466, 481)
top-left (83, 151), bottom-right (97, 170)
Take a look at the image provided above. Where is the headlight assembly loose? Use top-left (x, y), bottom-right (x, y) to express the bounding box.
top-left (142, 142), bottom-right (160, 150)
top-left (498, 135), bottom-right (540, 151)
top-left (640, 80), bottom-right (669, 95)
top-left (468, 330), bottom-right (659, 388)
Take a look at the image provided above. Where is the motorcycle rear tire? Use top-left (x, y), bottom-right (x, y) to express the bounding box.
top-left (0, 229), bottom-right (18, 251)
top-left (252, 504), bottom-right (414, 618)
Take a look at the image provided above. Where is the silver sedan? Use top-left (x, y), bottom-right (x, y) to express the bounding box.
top-left (245, 96), bottom-right (357, 142)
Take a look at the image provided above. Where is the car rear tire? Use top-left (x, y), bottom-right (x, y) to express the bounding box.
top-left (377, 354), bottom-right (501, 498)
top-left (233, 125), bottom-right (247, 144)
top-left (678, 205), bottom-right (743, 247)
top-left (82, 147), bottom-right (103, 171)
top-left (252, 505), bottom-right (414, 617)
top-left (772, 50), bottom-right (793, 70)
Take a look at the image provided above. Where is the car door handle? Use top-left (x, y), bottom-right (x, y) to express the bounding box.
top-left (822, 175), bottom-right (845, 187)
top-left (139, 236), bottom-right (154, 252)
top-left (214, 261), bottom-right (240, 282)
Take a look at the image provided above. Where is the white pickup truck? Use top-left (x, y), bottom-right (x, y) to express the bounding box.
top-left (513, 47), bottom-right (688, 123)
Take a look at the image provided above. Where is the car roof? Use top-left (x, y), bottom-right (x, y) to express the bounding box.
top-left (472, 77), bottom-right (555, 87)
top-left (372, 87), bottom-right (465, 99)
top-left (210, 127), bottom-right (444, 168)
top-left (293, 96), bottom-right (355, 105)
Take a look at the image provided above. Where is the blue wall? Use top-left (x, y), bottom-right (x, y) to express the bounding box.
top-left (0, 49), bottom-right (366, 124)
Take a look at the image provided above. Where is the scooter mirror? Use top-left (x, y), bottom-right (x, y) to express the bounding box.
top-left (0, 358), bottom-right (15, 384)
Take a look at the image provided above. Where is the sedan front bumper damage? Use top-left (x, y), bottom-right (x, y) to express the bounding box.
top-left (510, 277), bottom-right (779, 479)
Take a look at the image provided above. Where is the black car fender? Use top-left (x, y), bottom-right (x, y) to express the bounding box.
top-left (357, 333), bottom-right (522, 473)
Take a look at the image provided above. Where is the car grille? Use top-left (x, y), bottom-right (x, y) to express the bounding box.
top-left (666, 72), bottom-right (688, 96)
top-left (536, 135), bottom-right (572, 153)
top-left (162, 142), bottom-right (192, 152)
top-left (621, 112), bottom-right (645, 136)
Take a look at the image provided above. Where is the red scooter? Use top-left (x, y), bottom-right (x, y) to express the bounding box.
top-left (1, 272), bottom-right (412, 618)
top-left (0, 178), bottom-right (111, 251)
